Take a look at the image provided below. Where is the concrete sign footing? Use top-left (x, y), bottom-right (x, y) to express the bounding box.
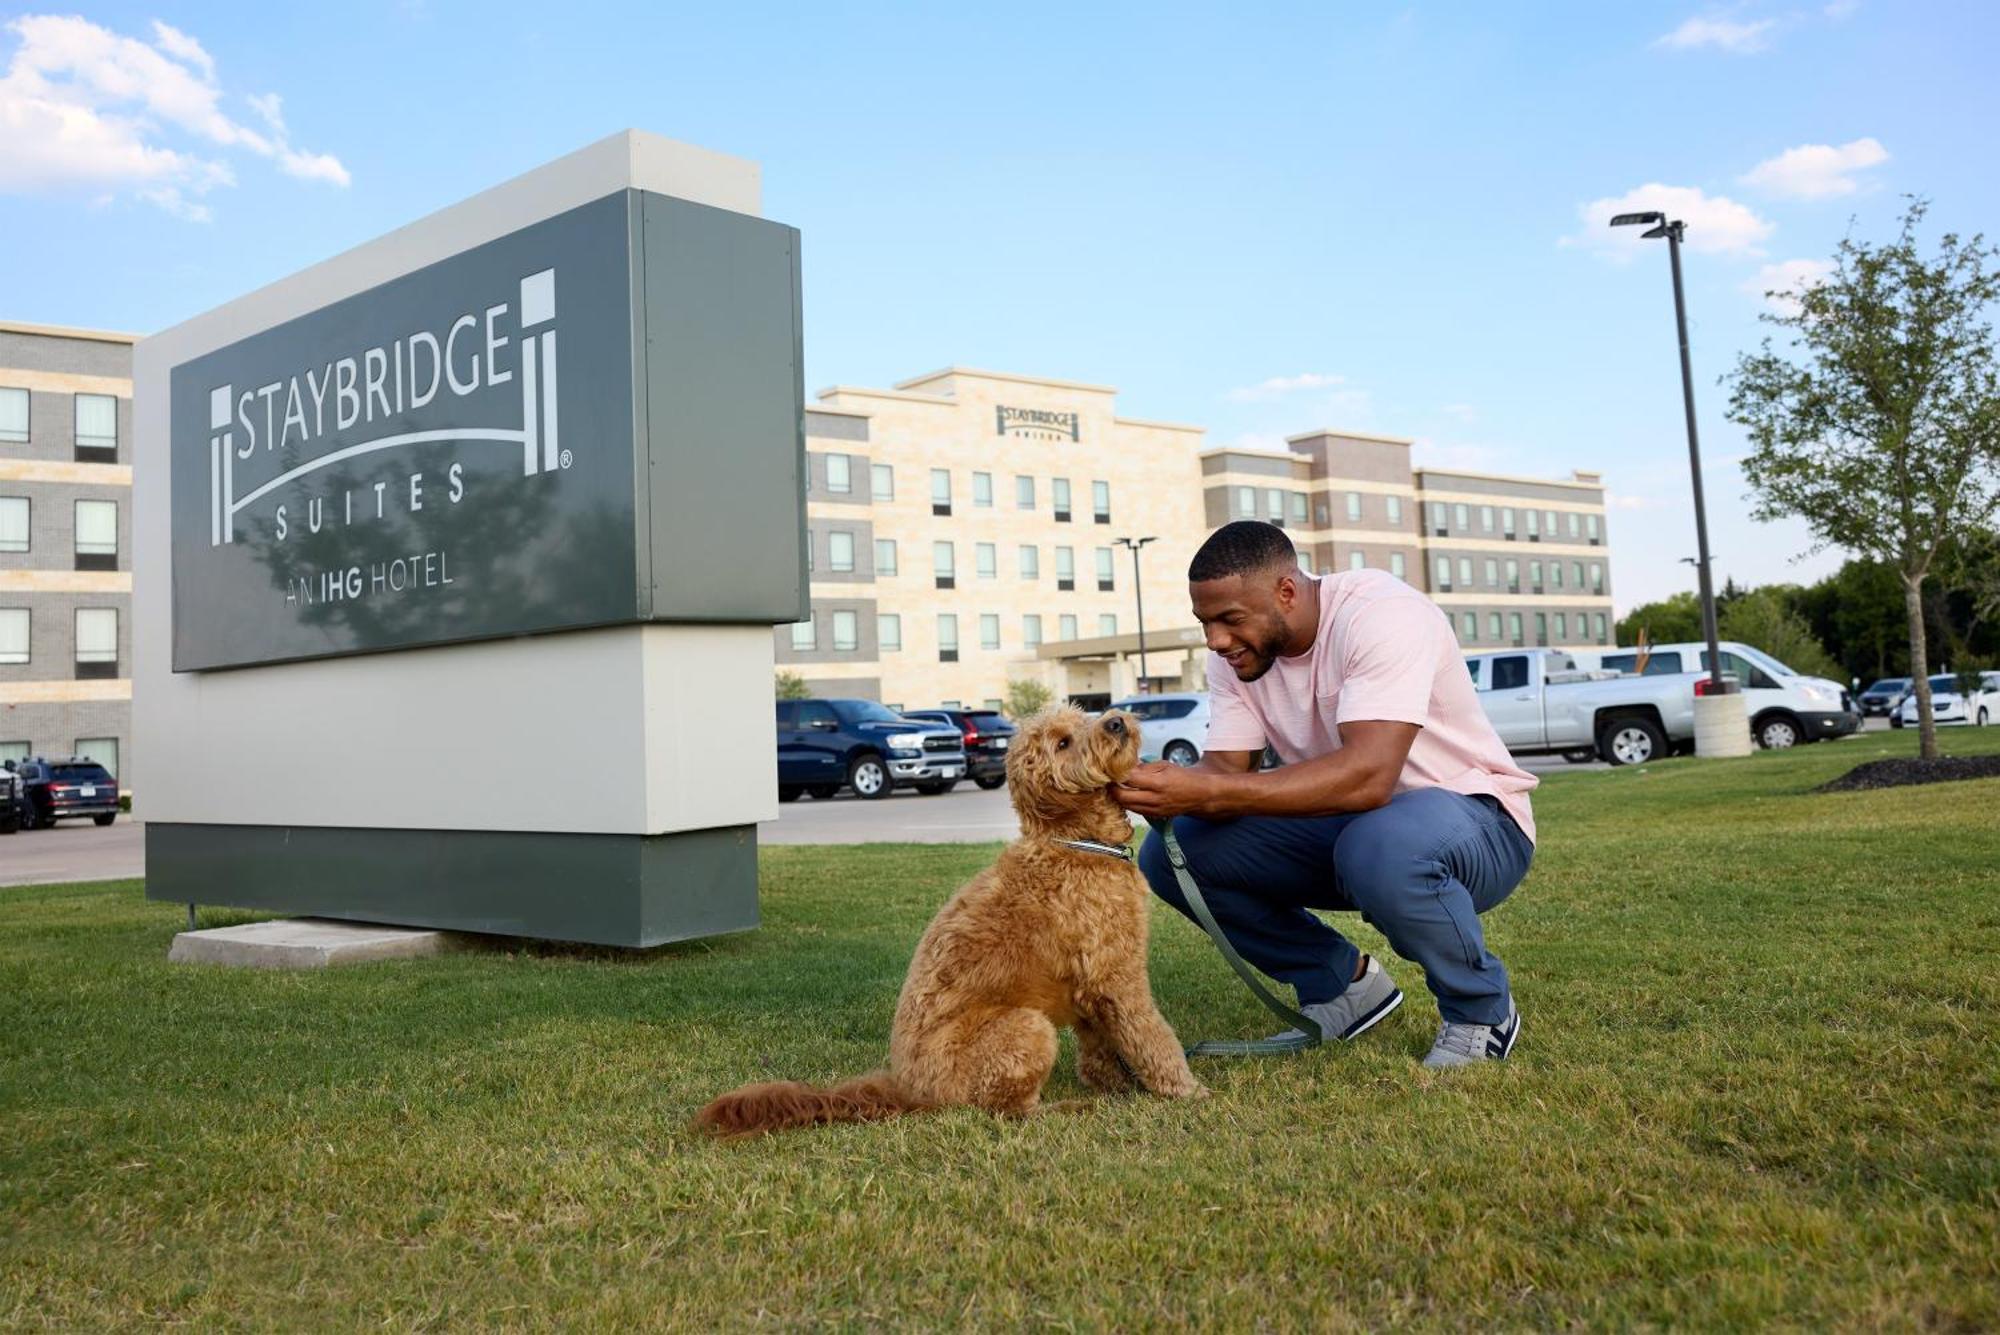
top-left (169, 917), bottom-right (451, 969)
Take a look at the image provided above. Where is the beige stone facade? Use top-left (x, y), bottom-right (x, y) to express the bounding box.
top-left (781, 369), bottom-right (1614, 710)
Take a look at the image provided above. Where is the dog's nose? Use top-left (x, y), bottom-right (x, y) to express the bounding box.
top-left (1104, 715), bottom-right (1126, 737)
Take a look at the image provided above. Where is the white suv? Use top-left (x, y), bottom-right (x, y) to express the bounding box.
top-left (1895, 671), bottom-right (2000, 727)
top-left (1109, 693), bottom-right (1211, 766)
top-left (1591, 640), bottom-right (1859, 750)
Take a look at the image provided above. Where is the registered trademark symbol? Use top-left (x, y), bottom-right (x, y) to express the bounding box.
top-left (559, 449), bottom-right (573, 469)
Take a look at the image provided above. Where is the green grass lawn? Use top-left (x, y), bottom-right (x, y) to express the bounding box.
top-left (4, 730), bottom-right (1999, 1330)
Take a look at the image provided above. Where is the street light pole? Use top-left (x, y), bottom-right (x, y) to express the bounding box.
top-left (1115, 536), bottom-right (1157, 692)
top-left (1610, 211), bottom-right (1727, 693)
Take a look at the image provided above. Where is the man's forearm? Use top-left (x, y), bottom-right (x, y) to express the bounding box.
top-left (1195, 749), bottom-right (1395, 819)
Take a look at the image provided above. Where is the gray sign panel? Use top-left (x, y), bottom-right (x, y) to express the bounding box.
top-left (170, 190), bottom-right (804, 671)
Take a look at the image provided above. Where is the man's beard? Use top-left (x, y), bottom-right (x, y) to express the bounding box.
top-left (1229, 618), bottom-right (1291, 682)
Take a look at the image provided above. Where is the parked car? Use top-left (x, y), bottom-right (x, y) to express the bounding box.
top-left (1107, 693), bottom-right (1212, 767)
top-left (1894, 671), bottom-right (2000, 728)
top-left (1858, 677), bottom-right (1911, 717)
top-left (1466, 648), bottom-right (1710, 766)
top-left (0, 763), bottom-right (23, 834)
top-left (14, 756), bottom-right (121, 829)
top-left (898, 708), bottom-right (1016, 789)
top-left (775, 699), bottom-right (966, 801)
top-left (1593, 640), bottom-right (1859, 750)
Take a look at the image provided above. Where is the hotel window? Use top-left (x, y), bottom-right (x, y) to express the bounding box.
top-left (1590, 562), bottom-right (1604, 593)
top-left (937, 614), bottom-right (959, 662)
top-left (824, 453), bottom-right (851, 494)
top-left (1526, 509), bottom-right (1540, 540)
top-left (74, 394), bottom-right (117, 455)
top-left (1502, 507), bottom-right (1516, 538)
top-left (1454, 503), bottom-right (1469, 530)
top-left (1390, 551), bottom-right (1406, 579)
top-left (789, 616), bottom-right (816, 651)
top-left (1461, 612), bottom-right (1477, 641)
top-left (1016, 475), bottom-right (1035, 510)
top-left (1265, 488), bottom-right (1285, 523)
top-left (0, 496), bottom-right (27, 553)
top-left (1237, 486), bottom-right (1257, 519)
top-left (1488, 612), bottom-right (1503, 640)
top-left (1529, 560), bottom-right (1543, 592)
top-left (984, 698), bottom-right (1003, 711)
top-left (826, 531), bottom-right (855, 573)
top-left (879, 613), bottom-right (902, 651)
top-left (75, 499), bottom-right (118, 570)
top-left (933, 541), bottom-right (955, 588)
top-left (1479, 505), bottom-right (1494, 532)
top-left (930, 468), bottom-right (951, 515)
top-left (75, 737), bottom-right (118, 779)
top-left (1483, 558), bottom-right (1499, 586)
top-left (1535, 612), bottom-right (1548, 645)
top-left (1385, 495), bottom-right (1403, 526)
top-left (1458, 557), bottom-right (1473, 587)
top-left (976, 542), bottom-right (997, 579)
top-left (1098, 613), bottom-right (1117, 637)
top-left (1059, 613), bottom-right (1078, 641)
top-left (1567, 512), bottom-right (1581, 539)
top-left (980, 613), bottom-right (1001, 650)
top-left (1435, 555), bottom-right (1452, 590)
top-left (1056, 546), bottom-right (1075, 591)
top-left (973, 471), bottom-right (993, 507)
top-left (1507, 612), bottom-right (1523, 644)
top-left (0, 740), bottom-right (27, 765)
top-left (1315, 502), bottom-right (1331, 526)
top-left (832, 610), bottom-right (859, 652)
top-left (875, 538), bottom-right (898, 575)
top-left (1595, 613), bottom-right (1608, 642)
top-left (1555, 612), bottom-right (1568, 641)
top-left (1505, 559), bottom-right (1519, 593)
top-left (804, 534), bottom-right (813, 573)
top-left (1430, 501), bottom-right (1447, 535)
top-left (76, 608), bottom-right (117, 677)
top-left (1052, 477), bottom-right (1072, 521)
top-left (1023, 614), bottom-right (1042, 647)
top-left (1289, 492), bottom-right (1308, 526)
top-left (1573, 560), bottom-right (1587, 587)
top-left (1095, 547), bottom-right (1115, 591)
top-left (1551, 560), bottom-right (1564, 589)
top-left (1346, 492), bottom-right (1362, 522)
top-left (1546, 509), bottom-right (1559, 537)
top-left (0, 387), bottom-right (26, 443)
top-left (1348, 551), bottom-right (1365, 571)
top-left (0, 608), bottom-right (26, 664)
top-left (1092, 480), bottom-right (1110, 524)
top-left (1587, 514), bottom-right (1602, 544)
top-left (1298, 547), bottom-right (1315, 572)
top-left (1019, 545), bottom-right (1039, 579)
top-left (871, 463), bottom-right (894, 501)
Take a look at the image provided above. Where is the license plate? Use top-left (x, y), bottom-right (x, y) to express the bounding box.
top-left (992, 738), bottom-right (1008, 750)
top-left (944, 765), bottom-right (963, 776)
top-left (80, 786), bottom-right (97, 797)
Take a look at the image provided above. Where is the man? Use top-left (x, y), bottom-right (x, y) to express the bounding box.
top-left (1114, 520), bottom-right (1537, 1068)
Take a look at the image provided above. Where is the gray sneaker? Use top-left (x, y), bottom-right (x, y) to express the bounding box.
top-left (1273, 955), bottom-right (1403, 1043)
top-left (1422, 999), bottom-right (1521, 1069)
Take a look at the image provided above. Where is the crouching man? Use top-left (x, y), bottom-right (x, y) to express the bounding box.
top-left (1113, 521), bottom-right (1538, 1068)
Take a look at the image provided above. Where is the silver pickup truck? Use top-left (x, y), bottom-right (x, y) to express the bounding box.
top-left (1465, 648), bottom-right (1705, 766)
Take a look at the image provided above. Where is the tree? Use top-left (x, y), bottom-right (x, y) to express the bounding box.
top-left (775, 670), bottom-right (810, 700)
top-left (1616, 591), bottom-right (1704, 647)
top-left (1003, 678), bottom-right (1054, 720)
top-left (1717, 587), bottom-right (1845, 681)
top-left (1728, 199), bottom-right (2000, 760)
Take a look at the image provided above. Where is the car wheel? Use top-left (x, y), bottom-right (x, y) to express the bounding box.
top-left (916, 780), bottom-right (958, 796)
top-left (973, 774), bottom-right (1007, 790)
top-left (1979, 708), bottom-right (1990, 726)
top-left (1561, 748), bottom-right (1597, 764)
top-left (848, 754), bottom-right (891, 800)
top-left (1756, 714), bottom-right (1802, 750)
top-left (1889, 714), bottom-right (1904, 729)
top-left (807, 784), bottom-right (841, 800)
top-left (1163, 740), bottom-right (1199, 767)
top-left (94, 813), bottom-right (116, 827)
top-left (16, 804), bottom-right (35, 832)
top-left (778, 786), bottom-right (802, 802)
top-left (1597, 716), bottom-right (1665, 766)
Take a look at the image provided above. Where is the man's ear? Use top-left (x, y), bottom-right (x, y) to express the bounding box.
top-left (1272, 566), bottom-right (1299, 612)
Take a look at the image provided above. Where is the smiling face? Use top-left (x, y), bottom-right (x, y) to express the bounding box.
top-left (1191, 565), bottom-right (1310, 683)
top-left (1004, 706), bottom-right (1141, 828)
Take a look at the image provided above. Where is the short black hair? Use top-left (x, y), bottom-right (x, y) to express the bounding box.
top-left (1188, 520), bottom-right (1298, 582)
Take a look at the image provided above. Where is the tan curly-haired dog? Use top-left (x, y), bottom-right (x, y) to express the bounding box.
top-left (696, 705), bottom-right (1203, 1136)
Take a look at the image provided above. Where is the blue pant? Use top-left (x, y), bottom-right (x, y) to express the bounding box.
top-left (1138, 787), bottom-right (1532, 1025)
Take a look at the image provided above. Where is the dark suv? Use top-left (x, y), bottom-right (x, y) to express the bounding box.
top-left (15, 756), bottom-right (120, 829)
top-left (776, 699), bottom-right (966, 800)
top-left (899, 709), bottom-right (1017, 789)
top-left (0, 763), bottom-right (23, 834)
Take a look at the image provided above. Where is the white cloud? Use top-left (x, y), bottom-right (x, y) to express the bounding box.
top-left (1742, 257), bottom-right (1835, 313)
top-left (1655, 15), bottom-right (1777, 53)
top-left (1563, 183), bottom-right (1775, 260)
top-left (0, 14), bottom-right (349, 220)
top-left (1226, 372), bottom-right (1347, 402)
top-left (1739, 138), bottom-right (1888, 201)
top-left (1824, 0), bottom-right (1860, 18)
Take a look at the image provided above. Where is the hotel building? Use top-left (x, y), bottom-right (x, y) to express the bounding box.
top-left (784, 368), bottom-right (1613, 710)
top-left (0, 321), bottom-right (135, 778)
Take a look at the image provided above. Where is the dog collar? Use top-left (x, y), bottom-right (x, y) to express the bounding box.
top-left (1054, 838), bottom-right (1134, 862)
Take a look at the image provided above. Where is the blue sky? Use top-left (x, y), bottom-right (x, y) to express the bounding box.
top-left (4, 1), bottom-right (1993, 613)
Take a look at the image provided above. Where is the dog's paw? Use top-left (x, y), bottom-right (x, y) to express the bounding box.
top-left (1078, 1056), bottom-right (1137, 1093)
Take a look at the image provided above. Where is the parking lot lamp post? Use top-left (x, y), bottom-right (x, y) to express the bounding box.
top-left (1610, 210), bottom-right (1727, 694)
top-left (1114, 536), bottom-right (1157, 692)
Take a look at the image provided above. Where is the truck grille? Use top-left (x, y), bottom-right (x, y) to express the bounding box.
top-left (922, 737), bottom-right (960, 754)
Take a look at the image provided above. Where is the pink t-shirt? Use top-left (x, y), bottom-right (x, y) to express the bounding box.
top-left (1205, 570), bottom-right (1538, 843)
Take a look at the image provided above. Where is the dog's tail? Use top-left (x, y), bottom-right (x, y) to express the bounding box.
top-left (694, 1070), bottom-right (928, 1139)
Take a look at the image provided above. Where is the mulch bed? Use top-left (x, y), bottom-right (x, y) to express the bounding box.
top-left (1817, 754), bottom-right (2000, 793)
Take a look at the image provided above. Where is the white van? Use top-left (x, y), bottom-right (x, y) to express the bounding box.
top-left (1590, 640), bottom-right (1859, 750)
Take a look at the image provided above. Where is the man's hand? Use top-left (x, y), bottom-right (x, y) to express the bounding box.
top-left (1111, 761), bottom-right (1217, 820)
